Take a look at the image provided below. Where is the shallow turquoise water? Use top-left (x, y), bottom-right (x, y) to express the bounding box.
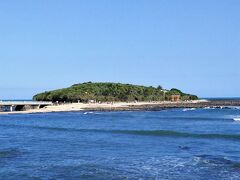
top-left (0, 108), bottom-right (240, 179)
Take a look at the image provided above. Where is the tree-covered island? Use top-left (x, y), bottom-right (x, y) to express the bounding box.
top-left (33, 82), bottom-right (198, 102)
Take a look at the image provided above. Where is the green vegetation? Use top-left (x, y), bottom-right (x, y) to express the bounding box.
top-left (33, 82), bottom-right (198, 102)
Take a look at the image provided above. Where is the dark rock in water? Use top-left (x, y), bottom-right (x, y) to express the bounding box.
top-left (0, 148), bottom-right (22, 158)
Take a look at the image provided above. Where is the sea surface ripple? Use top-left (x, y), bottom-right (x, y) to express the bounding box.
top-left (0, 108), bottom-right (240, 179)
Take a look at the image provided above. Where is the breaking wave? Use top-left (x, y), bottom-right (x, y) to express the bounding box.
top-left (182, 108), bottom-right (196, 112)
top-left (233, 118), bottom-right (240, 121)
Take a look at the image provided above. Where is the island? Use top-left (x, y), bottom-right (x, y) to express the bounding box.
top-left (1, 82), bottom-right (240, 114)
top-left (33, 82), bottom-right (198, 102)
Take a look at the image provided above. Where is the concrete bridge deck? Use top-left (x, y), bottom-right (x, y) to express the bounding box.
top-left (0, 101), bottom-right (52, 105)
top-left (0, 101), bottom-right (53, 112)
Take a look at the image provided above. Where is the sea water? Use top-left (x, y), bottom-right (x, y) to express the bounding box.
top-left (0, 108), bottom-right (240, 179)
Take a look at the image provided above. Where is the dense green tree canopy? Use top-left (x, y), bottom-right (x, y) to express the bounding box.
top-left (33, 82), bottom-right (198, 102)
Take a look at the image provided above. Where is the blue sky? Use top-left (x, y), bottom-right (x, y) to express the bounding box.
top-left (0, 0), bottom-right (239, 99)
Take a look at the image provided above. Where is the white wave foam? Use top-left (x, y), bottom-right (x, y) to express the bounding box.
top-left (233, 118), bottom-right (240, 121)
top-left (204, 106), bottom-right (240, 110)
top-left (182, 108), bottom-right (196, 112)
top-left (204, 107), bottom-right (216, 110)
top-left (83, 112), bottom-right (94, 115)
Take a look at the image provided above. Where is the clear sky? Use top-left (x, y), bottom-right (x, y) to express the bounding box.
top-left (0, 0), bottom-right (239, 99)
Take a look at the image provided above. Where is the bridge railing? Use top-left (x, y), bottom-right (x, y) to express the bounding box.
top-left (0, 101), bottom-right (53, 105)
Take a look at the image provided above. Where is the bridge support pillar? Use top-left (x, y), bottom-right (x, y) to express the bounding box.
top-left (10, 105), bottom-right (14, 112)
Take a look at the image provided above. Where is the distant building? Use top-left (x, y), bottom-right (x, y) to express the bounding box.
top-left (170, 95), bottom-right (181, 102)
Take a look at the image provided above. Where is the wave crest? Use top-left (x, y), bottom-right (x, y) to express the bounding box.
top-left (1, 124), bottom-right (240, 141)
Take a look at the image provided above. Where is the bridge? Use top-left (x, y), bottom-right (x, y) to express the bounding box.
top-left (0, 101), bottom-right (53, 112)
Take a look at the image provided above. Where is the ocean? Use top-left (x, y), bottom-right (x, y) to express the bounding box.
top-left (0, 108), bottom-right (240, 179)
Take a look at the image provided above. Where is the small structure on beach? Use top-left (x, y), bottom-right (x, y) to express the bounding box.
top-left (170, 95), bottom-right (181, 102)
top-left (88, 99), bottom-right (96, 104)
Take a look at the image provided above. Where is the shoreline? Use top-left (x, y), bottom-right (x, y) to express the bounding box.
top-left (1, 99), bottom-right (240, 115)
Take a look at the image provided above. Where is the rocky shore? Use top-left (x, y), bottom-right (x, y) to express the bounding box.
top-left (1, 100), bottom-right (240, 114)
top-left (83, 100), bottom-right (240, 111)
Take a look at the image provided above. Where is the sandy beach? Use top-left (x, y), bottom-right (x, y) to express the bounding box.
top-left (0, 100), bottom-right (209, 115)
